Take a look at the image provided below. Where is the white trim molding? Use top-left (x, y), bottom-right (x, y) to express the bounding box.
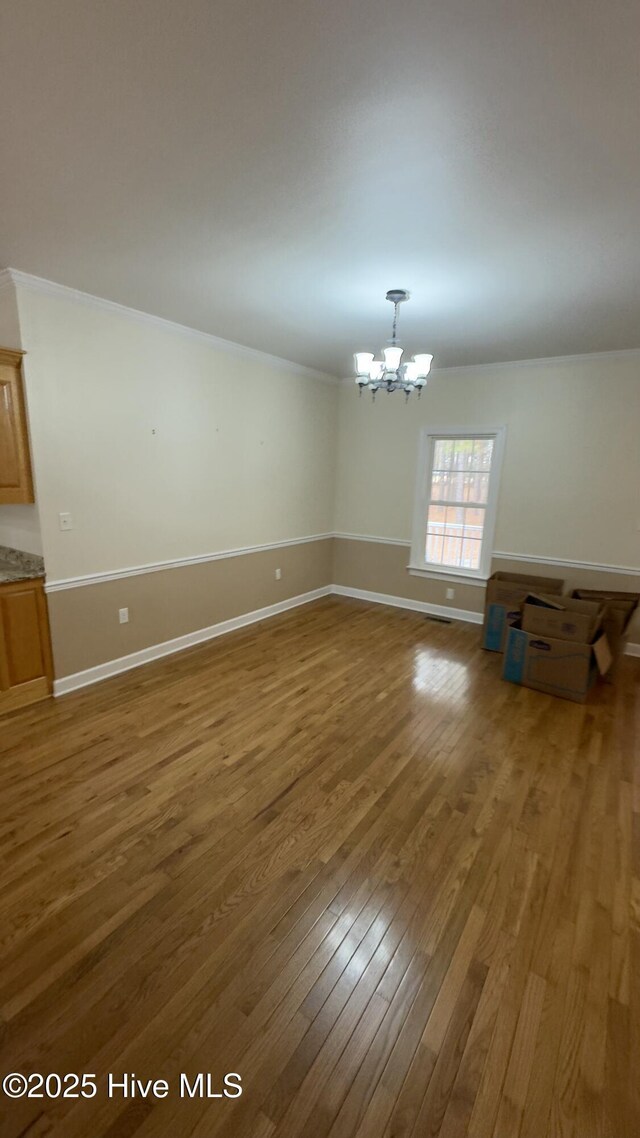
top-left (493, 550), bottom-right (640, 577)
top-left (51, 583), bottom-right (639, 697)
top-left (331, 584), bottom-right (484, 625)
top-left (330, 586), bottom-right (640, 656)
top-left (6, 268), bottom-right (640, 385)
top-left (332, 533), bottom-right (640, 579)
top-left (3, 268), bottom-right (339, 386)
top-left (410, 426), bottom-right (506, 583)
top-left (340, 344), bottom-right (640, 385)
top-left (407, 565), bottom-right (488, 587)
top-left (333, 532), bottom-right (412, 547)
top-left (45, 533), bottom-right (334, 593)
top-left (54, 586), bottom-right (332, 695)
top-left (42, 532), bottom-right (640, 595)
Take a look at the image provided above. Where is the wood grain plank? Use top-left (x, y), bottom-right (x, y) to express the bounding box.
top-left (0, 596), bottom-right (635, 1138)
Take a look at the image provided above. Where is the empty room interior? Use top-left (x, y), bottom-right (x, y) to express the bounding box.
top-left (1, 2), bottom-right (639, 1136)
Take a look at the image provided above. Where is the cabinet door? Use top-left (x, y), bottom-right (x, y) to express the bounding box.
top-left (0, 580), bottom-right (53, 712)
top-left (0, 348), bottom-right (34, 504)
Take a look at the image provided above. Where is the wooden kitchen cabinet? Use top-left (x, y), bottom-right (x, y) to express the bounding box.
top-left (0, 578), bottom-right (53, 713)
top-left (0, 347), bottom-right (34, 504)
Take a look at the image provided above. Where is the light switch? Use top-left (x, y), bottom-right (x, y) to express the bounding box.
top-left (119, 608), bottom-right (129, 624)
top-left (59, 512), bottom-right (73, 531)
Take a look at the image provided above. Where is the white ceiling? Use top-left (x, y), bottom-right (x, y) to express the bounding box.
top-left (2, 0), bottom-right (640, 376)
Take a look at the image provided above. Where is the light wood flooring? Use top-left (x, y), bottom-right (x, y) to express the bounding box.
top-left (0, 597), bottom-right (638, 1137)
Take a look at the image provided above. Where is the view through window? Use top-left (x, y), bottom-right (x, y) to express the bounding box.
top-left (424, 436), bottom-right (495, 570)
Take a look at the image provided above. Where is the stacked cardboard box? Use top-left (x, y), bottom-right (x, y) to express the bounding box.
top-left (481, 571), bottom-right (564, 652)
top-left (502, 594), bottom-right (612, 703)
top-left (483, 574), bottom-right (638, 702)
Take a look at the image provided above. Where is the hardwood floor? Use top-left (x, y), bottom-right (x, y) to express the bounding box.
top-left (0, 596), bottom-right (638, 1137)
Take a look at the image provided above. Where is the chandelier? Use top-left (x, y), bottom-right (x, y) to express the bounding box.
top-left (354, 289), bottom-right (433, 399)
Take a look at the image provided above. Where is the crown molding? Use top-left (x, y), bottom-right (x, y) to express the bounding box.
top-left (2, 268), bottom-right (340, 386)
top-left (340, 344), bottom-right (640, 385)
top-left (434, 346), bottom-right (640, 375)
top-left (7, 267), bottom-right (639, 381)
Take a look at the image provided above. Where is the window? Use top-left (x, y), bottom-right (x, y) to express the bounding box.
top-left (410, 428), bottom-right (505, 580)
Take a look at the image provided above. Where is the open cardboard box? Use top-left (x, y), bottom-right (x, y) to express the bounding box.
top-left (571, 588), bottom-right (639, 682)
top-left (481, 571), bottom-right (564, 653)
top-left (521, 593), bottom-right (604, 644)
top-left (502, 621), bottom-right (612, 703)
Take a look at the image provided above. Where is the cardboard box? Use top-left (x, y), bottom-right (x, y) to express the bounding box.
top-left (521, 594), bottom-right (604, 644)
top-left (482, 571), bottom-right (564, 652)
top-left (502, 624), bottom-right (612, 703)
top-left (571, 589), bottom-right (639, 680)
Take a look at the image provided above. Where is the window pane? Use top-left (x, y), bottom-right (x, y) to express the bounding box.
top-left (433, 439), bottom-right (454, 470)
top-left (461, 538), bottom-right (482, 569)
top-left (452, 439), bottom-right (475, 470)
top-left (473, 438), bottom-right (494, 470)
top-left (431, 471), bottom-right (463, 502)
top-left (430, 439), bottom-right (496, 503)
top-left (420, 434), bottom-right (496, 571)
top-left (442, 536), bottom-right (463, 565)
top-left (426, 503), bottom-right (447, 533)
top-left (426, 532), bottom-right (444, 563)
top-left (463, 471), bottom-right (490, 503)
top-left (464, 505), bottom-right (485, 530)
top-left (426, 504), bottom-right (486, 567)
top-left (430, 469), bottom-right (491, 505)
top-left (444, 505), bottom-right (466, 531)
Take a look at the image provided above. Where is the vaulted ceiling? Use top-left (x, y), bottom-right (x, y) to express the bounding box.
top-left (2, 0), bottom-right (639, 375)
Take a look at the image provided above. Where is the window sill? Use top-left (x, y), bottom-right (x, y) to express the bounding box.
top-left (407, 564), bottom-right (489, 586)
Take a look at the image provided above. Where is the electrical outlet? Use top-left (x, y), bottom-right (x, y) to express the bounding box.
top-left (275, 568), bottom-right (282, 580)
top-left (446, 587), bottom-right (455, 600)
top-left (59, 512), bottom-right (73, 531)
top-left (119, 607), bottom-right (129, 624)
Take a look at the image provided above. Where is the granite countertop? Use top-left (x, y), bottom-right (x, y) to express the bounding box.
top-left (0, 545), bottom-right (46, 584)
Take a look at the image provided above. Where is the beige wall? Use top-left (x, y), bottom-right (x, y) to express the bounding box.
top-left (334, 357), bottom-right (640, 647)
top-left (335, 356), bottom-right (640, 568)
top-left (333, 539), bottom-right (485, 613)
top-left (6, 277), bottom-right (640, 682)
top-left (16, 286), bottom-right (339, 582)
top-left (333, 538), bottom-right (640, 641)
top-left (48, 537), bottom-right (333, 677)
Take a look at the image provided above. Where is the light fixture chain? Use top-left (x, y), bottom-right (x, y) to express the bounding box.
top-left (392, 301), bottom-right (399, 345)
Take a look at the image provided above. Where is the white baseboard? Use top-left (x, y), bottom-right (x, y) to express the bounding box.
top-left (54, 586), bottom-right (332, 696)
top-left (52, 583), bottom-right (639, 697)
top-left (330, 584), bottom-right (484, 625)
top-left (331, 586), bottom-right (640, 656)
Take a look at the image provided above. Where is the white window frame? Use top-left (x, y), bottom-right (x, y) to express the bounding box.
top-left (409, 425), bottom-right (506, 583)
